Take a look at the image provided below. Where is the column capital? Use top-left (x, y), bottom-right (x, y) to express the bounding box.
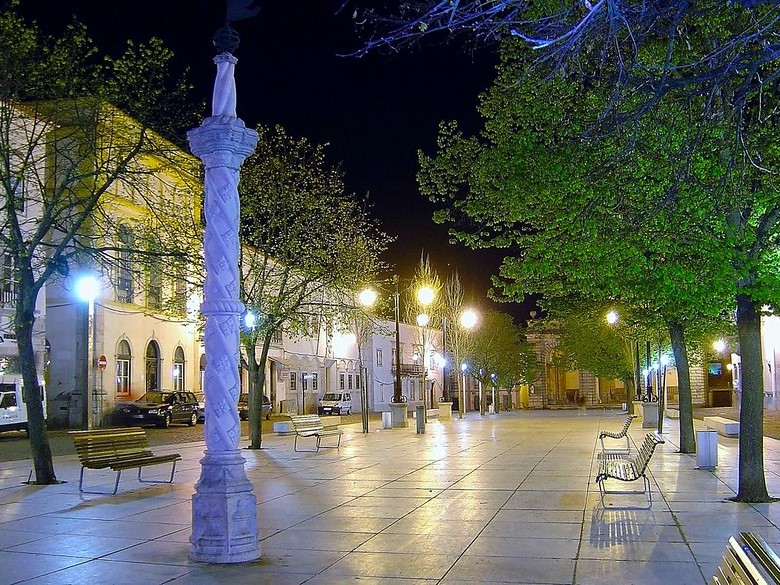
top-left (188, 117), bottom-right (258, 168)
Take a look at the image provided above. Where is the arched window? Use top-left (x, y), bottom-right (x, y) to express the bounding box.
top-left (116, 340), bottom-right (131, 397)
top-left (145, 340), bottom-right (160, 392)
top-left (117, 225), bottom-right (134, 303)
top-left (172, 346), bottom-right (185, 391)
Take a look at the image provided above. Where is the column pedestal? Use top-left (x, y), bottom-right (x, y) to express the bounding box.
top-left (390, 401), bottom-right (409, 428)
top-left (190, 450), bottom-right (259, 563)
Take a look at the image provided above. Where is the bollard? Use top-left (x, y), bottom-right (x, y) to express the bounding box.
top-left (416, 404), bottom-right (425, 434)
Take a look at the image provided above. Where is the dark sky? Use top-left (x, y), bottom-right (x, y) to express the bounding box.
top-left (20, 0), bottom-right (533, 319)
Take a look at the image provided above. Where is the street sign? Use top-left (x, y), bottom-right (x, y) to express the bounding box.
top-left (97, 355), bottom-right (107, 371)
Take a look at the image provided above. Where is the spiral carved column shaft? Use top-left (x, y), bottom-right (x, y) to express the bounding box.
top-left (187, 53), bottom-right (260, 564)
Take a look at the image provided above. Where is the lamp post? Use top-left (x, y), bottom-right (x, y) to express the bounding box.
top-left (457, 308), bottom-right (479, 419)
top-left (187, 22), bottom-right (259, 564)
top-left (358, 281), bottom-right (407, 428)
top-left (416, 285), bottom-right (435, 419)
top-left (75, 275), bottom-right (99, 430)
top-left (460, 362), bottom-right (468, 418)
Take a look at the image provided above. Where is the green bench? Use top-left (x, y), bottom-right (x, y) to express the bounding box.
top-left (70, 427), bottom-right (181, 494)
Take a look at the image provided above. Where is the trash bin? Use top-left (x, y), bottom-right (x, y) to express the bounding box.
top-left (416, 404), bottom-right (425, 434)
top-left (381, 411), bottom-right (392, 429)
top-left (697, 429), bottom-right (718, 469)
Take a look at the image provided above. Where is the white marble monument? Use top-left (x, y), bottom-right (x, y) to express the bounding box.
top-left (188, 50), bottom-right (260, 564)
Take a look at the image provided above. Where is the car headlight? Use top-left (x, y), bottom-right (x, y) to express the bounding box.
top-left (148, 409), bottom-right (158, 414)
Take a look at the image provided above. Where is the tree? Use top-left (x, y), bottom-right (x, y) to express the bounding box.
top-left (0, 6), bottom-right (199, 484)
top-left (238, 124), bottom-right (389, 449)
top-left (350, 1), bottom-right (780, 127)
top-left (467, 309), bottom-right (539, 414)
top-left (419, 40), bottom-right (734, 452)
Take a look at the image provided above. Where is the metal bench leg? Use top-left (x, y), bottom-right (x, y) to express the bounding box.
top-left (79, 466), bottom-right (122, 495)
top-left (138, 461), bottom-right (178, 484)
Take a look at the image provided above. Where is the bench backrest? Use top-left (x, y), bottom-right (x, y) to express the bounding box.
top-left (289, 414), bottom-right (324, 433)
top-left (70, 428), bottom-right (154, 467)
top-left (632, 433), bottom-right (664, 476)
top-left (619, 415), bottom-right (637, 435)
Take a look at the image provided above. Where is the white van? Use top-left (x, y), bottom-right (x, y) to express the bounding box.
top-left (0, 376), bottom-right (39, 435)
top-left (318, 392), bottom-right (352, 415)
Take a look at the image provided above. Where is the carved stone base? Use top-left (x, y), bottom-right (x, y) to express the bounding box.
top-left (191, 450), bottom-right (259, 563)
top-left (390, 402), bottom-right (409, 428)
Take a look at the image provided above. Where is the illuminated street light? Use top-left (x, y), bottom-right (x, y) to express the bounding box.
top-left (417, 285), bottom-right (435, 307)
top-left (243, 311), bottom-right (257, 330)
top-left (75, 274), bottom-right (100, 430)
top-left (606, 310), bottom-right (619, 325)
top-left (714, 339), bottom-right (727, 353)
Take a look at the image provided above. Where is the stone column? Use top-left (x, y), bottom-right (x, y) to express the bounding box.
top-left (188, 52), bottom-right (260, 564)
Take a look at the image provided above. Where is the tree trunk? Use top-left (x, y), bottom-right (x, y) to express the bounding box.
top-left (247, 335), bottom-right (271, 450)
top-left (16, 290), bottom-right (57, 484)
top-left (734, 294), bottom-right (772, 502)
top-left (668, 321), bottom-right (695, 454)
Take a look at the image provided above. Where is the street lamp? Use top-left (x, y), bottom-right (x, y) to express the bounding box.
top-left (75, 275), bottom-right (99, 430)
top-left (457, 308), bottom-right (479, 418)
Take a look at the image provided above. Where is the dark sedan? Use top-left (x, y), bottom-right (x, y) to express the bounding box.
top-left (116, 390), bottom-right (200, 428)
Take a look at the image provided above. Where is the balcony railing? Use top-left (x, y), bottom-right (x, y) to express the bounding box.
top-left (0, 286), bottom-right (17, 304)
top-left (391, 363), bottom-right (424, 376)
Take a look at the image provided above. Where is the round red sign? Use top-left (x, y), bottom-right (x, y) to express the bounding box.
top-left (97, 355), bottom-right (107, 370)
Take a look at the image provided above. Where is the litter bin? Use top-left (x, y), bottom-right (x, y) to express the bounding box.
top-left (381, 411), bottom-right (392, 429)
top-left (697, 429), bottom-right (718, 469)
top-left (416, 404), bottom-right (425, 434)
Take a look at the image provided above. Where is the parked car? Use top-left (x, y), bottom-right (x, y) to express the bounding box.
top-left (318, 392), bottom-right (352, 415)
top-left (195, 392), bottom-right (205, 423)
top-left (237, 393), bottom-right (271, 421)
top-left (116, 390), bottom-right (200, 428)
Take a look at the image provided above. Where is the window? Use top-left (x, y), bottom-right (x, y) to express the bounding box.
top-left (0, 253), bottom-right (15, 303)
top-left (339, 372), bottom-right (345, 390)
top-left (356, 372), bottom-right (361, 390)
top-left (376, 348), bottom-right (383, 367)
top-left (347, 374), bottom-right (353, 390)
top-left (0, 390), bottom-right (17, 409)
top-left (272, 330), bottom-right (282, 344)
top-left (290, 371), bottom-right (297, 392)
top-left (311, 372), bottom-right (318, 391)
top-left (145, 340), bottom-right (161, 392)
top-left (171, 261), bottom-right (187, 316)
top-left (147, 258), bottom-right (162, 310)
top-left (116, 340), bottom-right (131, 397)
top-left (5, 175), bottom-right (26, 213)
top-left (172, 346), bottom-right (185, 391)
top-left (117, 225), bottom-right (134, 303)
top-left (302, 373), bottom-right (308, 392)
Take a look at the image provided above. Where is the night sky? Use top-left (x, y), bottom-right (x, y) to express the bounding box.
top-left (19, 0), bottom-right (531, 319)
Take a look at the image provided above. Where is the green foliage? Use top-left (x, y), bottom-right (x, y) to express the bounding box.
top-left (468, 310), bottom-right (540, 389)
top-left (239, 123), bottom-right (390, 347)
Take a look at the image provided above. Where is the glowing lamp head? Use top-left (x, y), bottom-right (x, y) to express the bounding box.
top-left (244, 311), bottom-right (257, 329)
top-left (416, 313), bottom-right (430, 327)
top-left (606, 310), bottom-right (619, 325)
top-left (460, 309), bottom-right (478, 330)
top-left (416, 285), bottom-right (435, 307)
top-left (75, 275), bottom-right (100, 302)
top-left (713, 339), bottom-right (726, 353)
top-left (358, 288), bottom-right (377, 307)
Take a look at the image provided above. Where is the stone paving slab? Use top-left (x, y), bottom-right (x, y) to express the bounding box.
top-left (1, 410), bottom-right (779, 584)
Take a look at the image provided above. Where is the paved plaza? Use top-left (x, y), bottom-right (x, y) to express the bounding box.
top-left (1, 410), bottom-right (779, 584)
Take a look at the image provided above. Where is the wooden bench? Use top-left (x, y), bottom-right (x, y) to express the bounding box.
top-left (704, 416), bottom-right (740, 437)
top-left (69, 427), bottom-right (181, 495)
top-left (289, 414), bottom-right (343, 452)
top-left (595, 432), bottom-right (664, 509)
top-left (713, 532), bottom-right (780, 584)
top-left (598, 414), bottom-right (638, 455)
